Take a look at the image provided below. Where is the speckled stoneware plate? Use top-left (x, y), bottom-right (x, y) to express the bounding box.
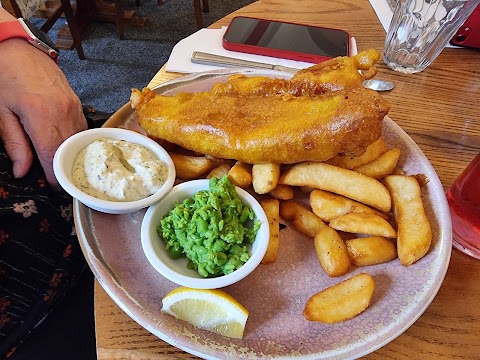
top-left (74, 69), bottom-right (452, 360)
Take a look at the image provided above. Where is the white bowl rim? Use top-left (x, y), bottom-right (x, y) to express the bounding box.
top-left (141, 179), bottom-right (270, 289)
top-left (53, 128), bottom-right (176, 213)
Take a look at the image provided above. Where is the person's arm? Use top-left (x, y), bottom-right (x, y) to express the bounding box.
top-left (0, 5), bottom-right (17, 22)
top-left (0, 7), bottom-right (87, 186)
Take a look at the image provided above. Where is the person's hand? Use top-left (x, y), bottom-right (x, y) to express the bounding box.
top-left (0, 37), bottom-right (87, 187)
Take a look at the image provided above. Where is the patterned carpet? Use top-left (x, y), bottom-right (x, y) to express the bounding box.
top-left (39, 0), bottom-right (255, 113)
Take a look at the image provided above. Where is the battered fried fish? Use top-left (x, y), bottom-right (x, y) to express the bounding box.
top-left (131, 49), bottom-right (389, 164)
top-left (210, 49), bottom-right (381, 97)
top-left (130, 86), bottom-right (390, 164)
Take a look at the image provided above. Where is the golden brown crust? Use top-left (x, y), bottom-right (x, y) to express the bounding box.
top-left (210, 49), bottom-right (381, 97)
top-left (132, 86), bottom-right (390, 164)
top-left (130, 49), bottom-right (389, 164)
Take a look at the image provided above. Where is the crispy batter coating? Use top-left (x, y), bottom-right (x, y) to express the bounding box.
top-left (211, 49), bottom-right (381, 97)
top-left (131, 87), bottom-right (390, 164)
top-left (130, 49), bottom-right (389, 164)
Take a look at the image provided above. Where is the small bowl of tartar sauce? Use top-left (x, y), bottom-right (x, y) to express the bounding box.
top-left (53, 128), bottom-right (176, 214)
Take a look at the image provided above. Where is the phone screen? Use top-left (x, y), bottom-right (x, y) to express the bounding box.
top-left (223, 17), bottom-right (349, 60)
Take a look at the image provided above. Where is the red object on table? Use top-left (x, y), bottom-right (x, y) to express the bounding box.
top-left (447, 152), bottom-right (480, 257)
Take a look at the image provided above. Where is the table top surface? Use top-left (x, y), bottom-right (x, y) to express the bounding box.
top-left (93, 0), bottom-right (480, 359)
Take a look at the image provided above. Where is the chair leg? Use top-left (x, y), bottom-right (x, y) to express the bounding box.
top-left (7, 0), bottom-right (24, 18)
top-left (202, 0), bottom-right (209, 13)
top-left (40, 5), bottom-right (64, 33)
top-left (114, 0), bottom-right (125, 40)
top-left (60, 0), bottom-right (86, 59)
top-left (193, 0), bottom-right (203, 29)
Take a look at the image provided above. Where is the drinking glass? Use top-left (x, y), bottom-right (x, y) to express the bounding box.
top-left (383, 0), bottom-right (480, 74)
top-left (446, 152), bottom-right (480, 259)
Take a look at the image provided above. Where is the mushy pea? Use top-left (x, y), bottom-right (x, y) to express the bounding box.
top-left (157, 176), bottom-right (260, 278)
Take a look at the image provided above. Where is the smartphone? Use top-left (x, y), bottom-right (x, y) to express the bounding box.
top-left (450, 5), bottom-right (480, 49)
top-left (222, 16), bottom-right (350, 63)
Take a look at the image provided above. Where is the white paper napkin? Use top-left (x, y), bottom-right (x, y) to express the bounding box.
top-left (369, 0), bottom-right (394, 33)
top-left (165, 27), bottom-right (358, 73)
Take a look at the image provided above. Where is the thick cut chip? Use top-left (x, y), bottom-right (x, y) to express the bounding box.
top-left (310, 189), bottom-right (389, 222)
top-left (303, 273), bottom-right (375, 323)
top-left (353, 148), bottom-right (401, 180)
top-left (325, 138), bottom-right (387, 169)
top-left (313, 226), bottom-right (350, 277)
top-left (329, 213), bottom-right (397, 238)
top-left (227, 161), bottom-right (252, 188)
top-left (269, 184), bottom-right (294, 200)
top-left (260, 198), bottom-right (280, 264)
top-left (383, 175), bottom-right (432, 266)
top-left (279, 200), bottom-right (327, 238)
top-left (207, 163), bottom-right (231, 179)
top-left (346, 236), bottom-right (397, 266)
top-left (279, 162), bottom-right (391, 212)
top-left (170, 153), bottom-right (214, 179)
top-left (252, 163), bottom-right (281, 194)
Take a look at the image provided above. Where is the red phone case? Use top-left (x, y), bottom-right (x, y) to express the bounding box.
top-left (222, 17), bottom-right (350, 64)
top-left (450, 5), bottom-right (480, 49)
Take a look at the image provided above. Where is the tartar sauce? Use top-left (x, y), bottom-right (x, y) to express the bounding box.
top-left (72, 138), bottom-right (168, 201)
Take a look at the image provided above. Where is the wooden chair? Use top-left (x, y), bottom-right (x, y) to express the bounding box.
top-left (108, 0), bottom-right (209, 41)
top-left (112, 0), bottom-right (147, 40)
top-left (132, 0), bottom-right (209, 31)
top-left (7, 0), bottom-right (85, 59)
top-left (193, 0), bottom-right (209, 29)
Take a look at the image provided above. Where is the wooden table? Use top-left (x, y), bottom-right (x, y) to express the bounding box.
top-left (94, 0), bottom-right (480, 358)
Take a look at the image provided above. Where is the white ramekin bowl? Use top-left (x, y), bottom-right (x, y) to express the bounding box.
top-left (53, 128), bottom-right (176, 214)
top-left (141, 179), bottom-right (270, 289)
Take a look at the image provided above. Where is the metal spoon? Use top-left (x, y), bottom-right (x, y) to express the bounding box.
top-left (363, 79), bottom-right (394, 91)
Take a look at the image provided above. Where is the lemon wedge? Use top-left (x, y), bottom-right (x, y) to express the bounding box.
top-left (161, 287), bottom-right (249, 339)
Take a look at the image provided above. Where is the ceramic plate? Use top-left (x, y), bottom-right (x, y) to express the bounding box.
top-left (75, 69), bottom-right (452, 359)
